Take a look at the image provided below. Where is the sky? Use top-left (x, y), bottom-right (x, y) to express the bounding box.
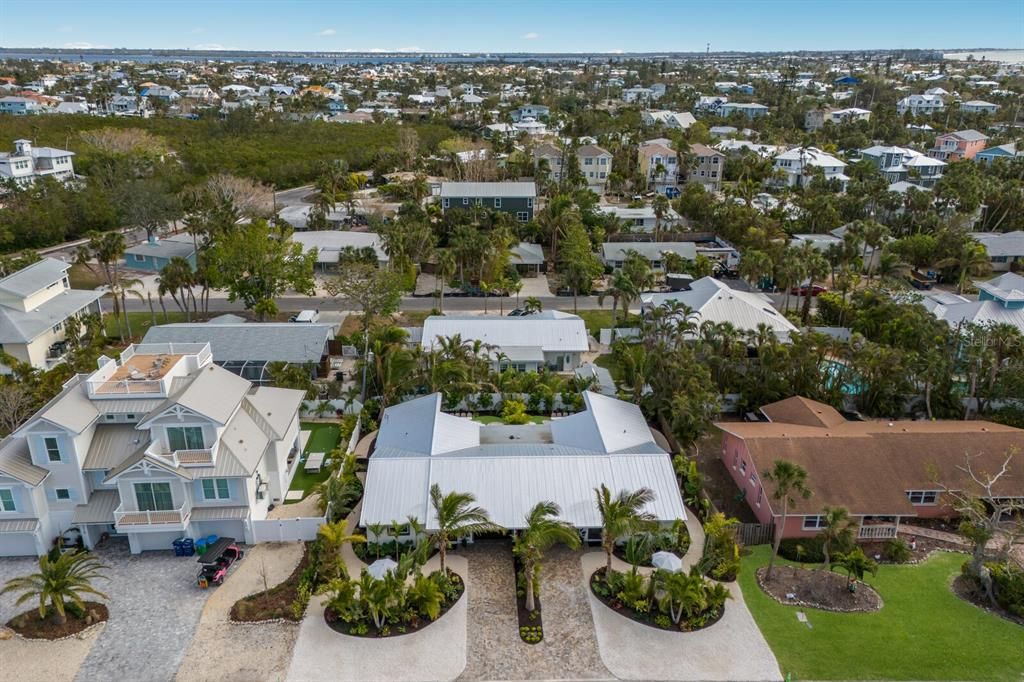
top-left (1, 0), bottom-right (1022, 54)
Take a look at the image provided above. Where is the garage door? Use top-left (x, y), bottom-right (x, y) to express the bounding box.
top-left (0, 533), bottom-right (40, 557)
top-left (191, 520), bottom-right (246, 543)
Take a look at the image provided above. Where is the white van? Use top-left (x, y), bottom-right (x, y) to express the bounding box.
top-left (291, 309), bottom-right (320, 323)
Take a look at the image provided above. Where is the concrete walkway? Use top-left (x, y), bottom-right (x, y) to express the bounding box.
top-left (285, 554), bottom-right (468, 682)
top-left (582, 552), bottom-right (782, 682)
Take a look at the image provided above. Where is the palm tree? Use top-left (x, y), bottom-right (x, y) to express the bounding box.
top-left (818, 505), bottom-right (854, 571)
top-left (111, 276), bottom-right (146, 341)
top-left (1, 551), bottom-right (108, 624)
top-left (436, 249), bottom-right (456, 314)
top-left (762, 459), bottom-right (812, 581)
top-left (429, 484), bottom-right (504, 574)
top-left (514, 501), bottom-right (581, 612)
top-left (316, 520), bottom-right (367, 580)
top-left (598, 271), bottom-right (639, 325)
top-left (652, 193), bottom-right (670, 242)
top-left (523, 296), bottom-right (542, 314)
top-left (831, 547), bottom-right (878, 592)
top-left (509, 279), bottom-right (523, 308)
top-left (934, 240), bottom-right (991, 294)
top-left (796, 243), bottom-right (830, 324)
top-left (594, 484), bottom-right (658, 579)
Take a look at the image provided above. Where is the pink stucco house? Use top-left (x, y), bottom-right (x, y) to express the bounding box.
top-left (716, 396), bottom-right (1023, 541)
top-left (928, 129), bottom-right (989, 161)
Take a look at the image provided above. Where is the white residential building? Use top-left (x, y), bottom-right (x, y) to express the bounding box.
top-left (772, 147), bottom-right (848, 189)
top-left (420, 311), bottom-right (588, 373)
top-left (642, 110), bottom-right (696, 129)
top-left (959, 100), bottom-right (999, 115)
top-left (896, 94), bottom-right (945, 116)
top-left (0, 139), bottom-right (75, 187)
top-left (360, 392), bottom-right (686, 539)
top-left (597, 205), bottom-right (682, 233)
top-left (0, 342), bottom-right (305, 556)
top-left (0, 259), bottom-right (104, 372)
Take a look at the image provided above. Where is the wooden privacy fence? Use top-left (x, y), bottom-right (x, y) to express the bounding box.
top-left (737, 522), bottom-right (775, 546)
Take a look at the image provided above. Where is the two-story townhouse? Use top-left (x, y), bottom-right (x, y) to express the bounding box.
top-left (0, 258), bottom-right (104, 372)
top-left (976, 143), bottom-right (1020, 166)
top-left (512, 104), bottom-right (549, 122)
top-left (533, 142), bottom-right (565, 181)
top-left (0, 139), bottom-right (76, 187)
top-left (0, 342), bottom-right (305, 556)
top-left (896, 94), bottom-right (945, 116)
top-left (719, 102), bottom-right (769, 120)
top-left (772, 147), bottom-right (848, 189)
top-left (859, 145), bottom-right (947, 187)
top-left (0, 96), bottom-right (41, 116)
top-left (439, 182), bottom-right (537, 222)
top-left (576, 144), bottom-right (613, 194)
top-left (638, 140), bottom-right (679, 194)
top-left (928, 129), bottom-right (989, 161)
top-left (686, 143), bottom-right (725, 192)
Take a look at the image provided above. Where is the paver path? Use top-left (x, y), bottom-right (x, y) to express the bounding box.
top-left (74, 540), bottom-right (212, 682)
top-left (458, 540), bottom-right (611, 681)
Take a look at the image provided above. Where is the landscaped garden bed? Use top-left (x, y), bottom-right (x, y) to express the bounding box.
top-left (952, 562), bottom-right (1024, 627)
top-left (324, 568), bottom-right (465, 637)
top-left (611, 521), bottom-right (690, 568)
top-left (756, 565), bottom-right (882, 612)
top-left (6, 601), bottom-right (108, 639)
top-left (231, 542), bottom-right (313, 622)
top-left (514, 552), bottom-right (543, 644)
top-left (589, 566), bottom-right (728, 632)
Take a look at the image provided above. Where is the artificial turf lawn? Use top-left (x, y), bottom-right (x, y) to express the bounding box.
top-left (284, 422), bottom-right (341, 503)
top-left (738, 545), bottom-right (1024, 681)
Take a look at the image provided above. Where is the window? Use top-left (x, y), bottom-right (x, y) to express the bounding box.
top-left (134, 253), bottom-right (146, 262)
top-left (134, 482), bottom-right (173, 511)
top-left (202, 478), bottom-right (230, 500)
top-left (0, 489), bottom-right (14, 512)
top-left (749, 473), bottom-right (757, 486)
top-left (106, 414), bottom-right (116, 421)
top-left (55, 488), bottom-right (71, 500)
top-left (52, 321), bottom-right (63, 334)
top-left (527, 198), bottom-right (533, 208)
top-left (732, 452), bottom-right (738, 469)
top-left (44, 437), bottom-right (61, 462)
top-left (126, 414), bottom-right (135, 420)
top-left (516, 212), bottom-right (529, 222)
top-left (167, 426), bottom-right (204, 451)
top-left (802, 515), bottom-right (826, 530)
top-left (462, 198), bottom-right (469, 205)
top-left (584, 157), bottom-right (593, 165)
top-left (907, 490), bottom-right (938, 505)
top-left (739, 459), bottom-right (747, 473)
top-left (442, 198), bottom-right (450, 209)
top-left (713, 156), bottom-right (720, 164)
top-left (756, 486), bottom-right (763, 505)
top-left (599, 172), bottom-right (606, 179)
top-left (493, 198), bottom-right (501, 208)
top-left (600, 157), bottom-right (608, 165)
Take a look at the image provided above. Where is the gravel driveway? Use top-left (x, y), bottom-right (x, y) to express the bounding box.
top-left (73, 540), bottom-right (214, 682)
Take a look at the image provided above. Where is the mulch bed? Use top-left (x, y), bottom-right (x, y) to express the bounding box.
top-left (756, 565), bottom-right (882, 612)
top-left (514, 553), bottom-right (543, 644)
top-left (324, 570), bottom-right (465, 638)
top-left (588, 567), bottom-right (725, 632)
top-left (230, 543), bottom-right (312, 623)
top-left (860, 534), bottom-right (965, 564)
top-left (6, 601), bottom-right (109, 639)
top-left (951, 574), bottom-right (1024, 627)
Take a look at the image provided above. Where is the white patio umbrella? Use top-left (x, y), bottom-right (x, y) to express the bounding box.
top-left (651, 551), bottom-right (683, 573)
top-left (366, 557), bottom-right (398, 580)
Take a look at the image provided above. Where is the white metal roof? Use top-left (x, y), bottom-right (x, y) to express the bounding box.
top-left (421, 311), bottom-right (588, 354)
top-left (641, 277), bottom-right (797, 337)
top-left (0, 258), bottom-right (69, 298)
top-left (439, 182), bottom-right (537, 198)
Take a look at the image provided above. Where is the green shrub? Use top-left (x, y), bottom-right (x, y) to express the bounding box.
top-left (501, 399), bottom-right (530, 425)
top-left (988, 563), bottom-right (1024, 617)
top-left (883, 538), bottom-right (913, 563)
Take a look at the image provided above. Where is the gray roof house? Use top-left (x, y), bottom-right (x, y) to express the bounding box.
top-left (143, 321), bottom-right (335, 383)
top-left (439, 182), bottom-right (537, 222)
top-left (0, 258), bottom-right (103, 372)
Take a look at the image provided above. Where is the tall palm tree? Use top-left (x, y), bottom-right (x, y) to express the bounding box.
top-left (796, 243), bottom-right (830, 324)
top-left (1, 552), bottom-right (108, 624)
top-left (763, 459), bottom-right (812, 581)
top-left (819, 505), bottom-right (854, 571)
top-left (157, 256), bottom-right (196, 321)
top-left (651, 193), bottom-right (670, 242)
top-left (594, 484), bottom-right (658, 578)
top-left (429, 484), bottom-right (504, 574)
top-left (598, 271), bottom-right (638, 325)
top-left (436, 249), bottom-right (456, 314)
top-left (514, 501), bottom-right (581, 612)
top-left (935, 240), bottom-right (991, 294)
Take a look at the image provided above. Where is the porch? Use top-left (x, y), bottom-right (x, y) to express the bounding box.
top-left (857, 516), bottom-right (902, 540)
top-left (114, 502), bottom-right (191, 531)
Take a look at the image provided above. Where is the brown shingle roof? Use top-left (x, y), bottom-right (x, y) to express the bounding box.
top-left (760, 396), bottom-right (847, 429)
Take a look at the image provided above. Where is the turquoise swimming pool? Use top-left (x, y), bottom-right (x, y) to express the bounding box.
top-left (822, 358), bottom-right (864, 395)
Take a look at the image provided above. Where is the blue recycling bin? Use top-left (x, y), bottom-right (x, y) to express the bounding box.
top-left (172, 538), bottom-right (185, 556)
top-left (206, 535), bottom-right (219, 547)
top-left (179, 538), bottom-right (195, 556)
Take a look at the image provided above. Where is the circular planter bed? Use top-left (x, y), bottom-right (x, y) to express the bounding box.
top-left (756, 566), bottom-right (882, 613)
top-left (324, 570), bottom-right (465, 638)
top-left (951, 574), bottom-right (1024, 627)
top-left (589, 567), bottom-right (725, 633)
top-left (6, 601), bottom-right (108, 640)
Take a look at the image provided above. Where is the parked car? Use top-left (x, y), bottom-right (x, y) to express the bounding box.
top-left (508, 308), bottom-right (525, 316)
top-left (790, 284), bottom-right (828, 296)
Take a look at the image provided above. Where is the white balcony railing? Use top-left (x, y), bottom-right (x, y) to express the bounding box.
top-left (114, 503), bottom-right (190, 528)
top-left (858, 524), bottom-right (898, 540)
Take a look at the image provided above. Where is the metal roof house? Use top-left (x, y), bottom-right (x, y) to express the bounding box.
top-left (0, 258), bottom-right (104, 372)
top-left (641, 277), bottom-right (797, 340)
top-left (439, 182), bottom-right (537, 222)
top-left (360, 392), bottom-right (685, 538)
top-left (421, 311), bottom-right (588, 372)
top-left (143, 321), bottom-right (335, 382)
top-left (124, 234), bottom-right (197, 273)
top-left (0, 342), bottom-right (306, 556)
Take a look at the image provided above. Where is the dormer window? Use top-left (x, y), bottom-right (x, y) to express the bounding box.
top-left (44, 437), bottom-right (61, 462)
top-left (167, 426), bottom-right (204, 451)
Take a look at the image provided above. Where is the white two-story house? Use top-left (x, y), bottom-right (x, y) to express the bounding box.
top-left (773, 147), bottom-right (848, 190)
top-left (0, 258), bottom-right (104, 372)
top-left (0, 139), bottom-right (76, 187)
top-left (0, 342), bottom-right (305, 556)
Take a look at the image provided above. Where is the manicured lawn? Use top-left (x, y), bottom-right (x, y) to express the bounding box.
top-left (67, 263), bottom-right (108, 290)
top-left (593, 353), bottom-right (622, 383)
top-left (473, 415), bottom-right (548, 424)
top-left (739, 545), bottom-right (1024, 681)
top-left (575, 310), bottom-right (615, 338)
top-left (104, 311), bottom-right (189, 340)
top-left (285, 422), bottom-right (341, 503)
